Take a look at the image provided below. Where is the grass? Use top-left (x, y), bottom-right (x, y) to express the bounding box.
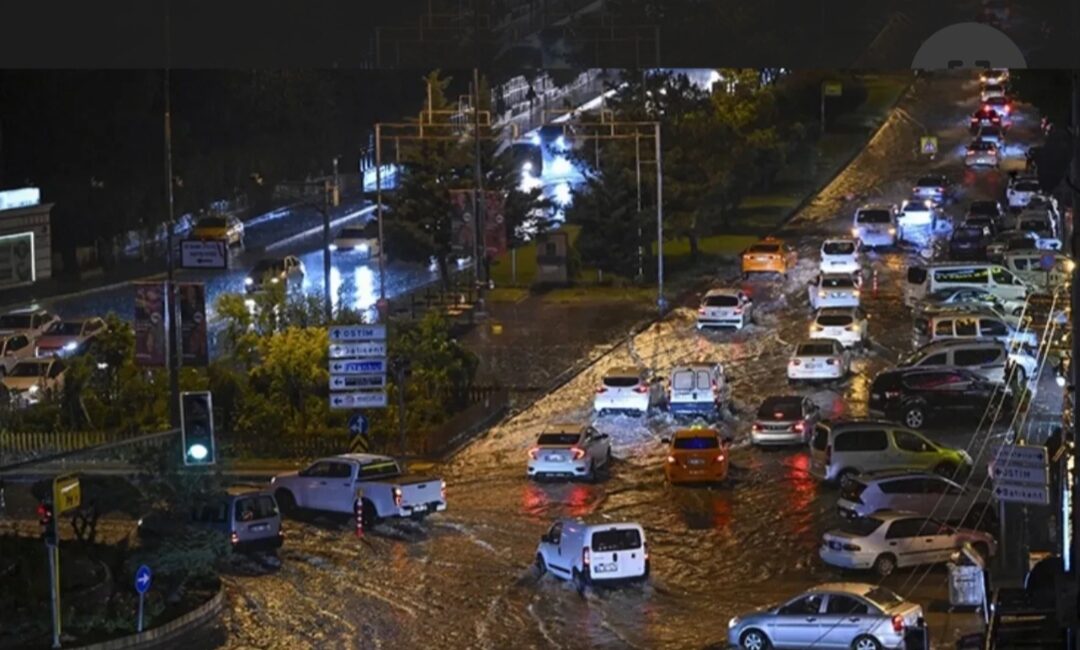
top-left (652, 234), bottom-right (759, 258)
top-left (542, 285), bottom-right (657, 303)
top-left (485, 287), bottom-right (530, 303)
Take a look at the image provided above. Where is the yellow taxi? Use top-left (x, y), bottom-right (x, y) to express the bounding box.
top-left (192, 215), bottom-right (245, 248)
top-left (662, 425), bottom-right (731, 484)
top-left (741, 237), bottom-right (796, 278)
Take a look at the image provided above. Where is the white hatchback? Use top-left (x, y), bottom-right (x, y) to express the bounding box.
top-left (808, 273), bottom-right (861, 310)
top-left (527, 426), bottom-right (612, 482)
top-left (697, 288), bottom-right (753, 330)
top-left (788, 339), bottom-right (850, 382)
top-left (810, 307), bottom-right (869, 350)
top-left (819, 239), bottom-right (861, 275)
top-left (593, 367), bottom-right (665, 417)
top-left (898, 198), bottom-right (938, 229)
top-left (1006, 177), bottom-right (1043, 209)
top-left (852, 205), bottom-right (898, 248)
top-left (536, 520), bottom-right (648, 589)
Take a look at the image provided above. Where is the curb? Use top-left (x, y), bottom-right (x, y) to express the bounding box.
top-left (69, 584), bottom-right (224, 650)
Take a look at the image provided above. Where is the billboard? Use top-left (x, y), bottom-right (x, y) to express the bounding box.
top-left (0, 232), bottom-right (35, 288)
top-left (180, 240), bottom-right (228, 269)
top-left (450, 190), bottom-right (507, 259)
top-left (177, 283), bottom-right (209, 366)
top-left (134, 282), bottom-right (167, 366)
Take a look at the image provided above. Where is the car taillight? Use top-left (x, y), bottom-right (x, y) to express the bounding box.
top-left (698, 307), bottom-right (706, 314)
top-left (643, 541), bottom-right (649, 561)
top-left (733, 306), bottom-right (743, 315)
top-left (393, 487), bottom-right (403, 508)
top-left (752, 423), bottom-right (762, 432)
top-left (715, 453), bottom-right (725, 463)
top-left (666, 455), bottom-right (677, 464)
top-left (441, 480), bottom-right (447, 502)
top-left (852, 290), bottom-right (860, 297)
top-left (792, 422), bottom-right (805, 433)
top-left (885, 390), bottom-right (901, 399)
top-left (826, 358), bottom-right (837, 365)
top-left (596, 387), bottom-right (607, 393)
top-left (790, 359), bottom-right (801, 366)
top-left (842, 543), bottom-right (861, 551)
top-left (582, 547), bottom-right (591, 566)
top-left (528, 447), bottom-right (540, 460)
top-left (634, 385), bottom-right (649, 393)
top-left (892, 615), bottom-right (905, 633)
top-left (230, 532), bottom-right (239, 545)
top-left (571, 447), bottom-right (586, 460)
top-left (967, 149), bottom-right (975, 155)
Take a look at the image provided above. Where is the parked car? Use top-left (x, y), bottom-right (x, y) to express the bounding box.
top-left (245, 256), bottom-right (305, 293)
top-left (0, 333), bottom-right (34, 376)
top-left (34, 317), bottom-right (107, 357)
top-left (851, 204), bottom-right (899, 248)
top-left (918, 287), bottom-right (1026, 319)
top-left (837, 470), bottom-right (997, 529)
top-left (898, 339), bottom-right (1036, 387)
top-left (964, 139), bottom-right (1000, 168)
top-left (911, 174), bottom-right (951, 204)
top-left (741, 237), bottom-right (796, 278)
top-left (751, 395), bottom-right (821, 447)
top-left (270, 454), bottom-right (446, 526)
top-left (192, 214), bottom-right (245, 248)
top-left (948, 225), bottom-right (991, 261)
top-left (809, 419), bottom-right (973, 483)
top-left (1013, 215), bottom-right (1061, 252)
top-left (593, 366), bottom-right (666, 417)
top-left (869, 366), bottom-right (1014, 429)
top-left (980, 83), bottom-right (1006, 103)
top-left (983, 95), bottom-right (1013, 124)
top-left (667, 363), bottom-right (730, 421)
top-left (808, 273), bottom-right (861, 310)
top-left (661, 426), bottom-right (731, 484)
top-left (137, 491), bottom-right (284, 552)
top-left (810, 307), bottom-right (869, 350)
top-left (1, 357), bottom-right (66, 406)
top-left (330, 223), bottom-right (380, 258)
top-left (820, 511), bottom-right (996, 576)
top-left (986, 232), bottom-right (1039, 262)
top-left (980, 69), bottom-right (1009, 86)
top-left (819, 238), bottom-right (862, 275)
top-left (912, 311), bottom-right (1037, 348)
top-left (527, 425), bottom-right (611, 482)
top-left (727, 583), bottom-right (924, 650)
top-left (696, 288), bottom-right (753, 330)
top-left (788, 339), bottom-right (851, 382)
top-left (962, 215), bottom-right (997, 237)
top-left (0, 309), bottom-right (60, 340)
top-left (904, 262), bottom-right (1031, 308)
top-left (535, 520), bottom-right (648, 589)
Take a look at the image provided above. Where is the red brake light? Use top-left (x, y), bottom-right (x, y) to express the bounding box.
top-left (528, 447), bottom-right (540, 460)
top-left (582, 547), bottom-right (591, 566)
top-left (634, 385), bottom-right (649, 394)
top-left (982, 104), bottom-right (989, 111)
top-left (570, 447), bottom-right (586, 461)
top-left (751, 423), bottom-right (762, 432)
top-left (393, 487), bottom-right (403, 508)
top-left (792, 422), bottom-right (805, 433)
top-left (715, 453), bottom-right (725, 463)
top-left (892, 615), bottom-right (905, 633)
top-left (666, 455), bottom-right (677, 464)
top-left (596, 386), bottom-right (607, 393)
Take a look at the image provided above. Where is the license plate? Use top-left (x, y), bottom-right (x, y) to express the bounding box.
top-left (871, 393), bottom-right (880, 399)
top-left (807, 362), bottom-right (820, 369)
top-left (688, 458), bottom-right (705, 466)
top-left (594, 563), bottom-right (618, 573)
top-left (251, 523), bottom-right (268, 532)
top-left (756, 256), bottom-right (769, 261)
top-left (546, 455), bottom-right (561, 462)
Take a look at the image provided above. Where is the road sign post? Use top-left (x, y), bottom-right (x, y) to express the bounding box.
top-left (329, 324), bottom-right (387, 411)
top-left (135, 565), bottom-right (152, 632)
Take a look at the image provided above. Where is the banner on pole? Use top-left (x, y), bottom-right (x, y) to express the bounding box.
top-left (134, 282), bottom-right (167, 366)
top-left (177, 283), bottom-right (209, 366)
top-left (450, 190), bottom-right (507, 258)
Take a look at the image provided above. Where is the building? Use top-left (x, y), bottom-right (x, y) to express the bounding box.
top-left (0, 187), bottom-right (52, 289)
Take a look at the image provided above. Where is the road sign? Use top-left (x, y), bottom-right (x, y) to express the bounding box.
top-left (134, 565), bottom-right (152, 594)
top-left (52, 474), bottom-right (80, 514)
top-left (331, 374), bottom-right (386, 390)
top-left (920, 136), bottom-right (938, 156)
top-left (329, 325), bottom-right (386, 342)
top-left (330, 358), bottom-right (387, 375)
top-left (989, 463), bottom-right (1049, 485)
top-left (329, 342), bottom-right (387, 359)
top-left (348, 413), bottom-right (369, 438)
top-left (330, 392), bottom-right (389, 409)
top-left (1040, 253), bottom-right (1057, 271)
top-left (994, 483), bottom-right (1050, 506)
top-left (823, 82), bottom-right (842, 96)
top-left (989, 444), bottom-right (1047, 467)
top-left (180, 240), bottom-right (228, 269)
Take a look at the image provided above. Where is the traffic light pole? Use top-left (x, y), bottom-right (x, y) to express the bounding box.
top-left (1068, 70), bottom-right (1080, 650)
top-left (48, 539), bottom-right (60, 648)
top-left (163, 69), bottom-right (180, 429)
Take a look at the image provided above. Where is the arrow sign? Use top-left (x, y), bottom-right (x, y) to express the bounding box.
top-left (994, 483), bottom-right (1050, 506)
top-left (989, 463), bottom-right (1048, 485)
top-left (329, 342), bottom-right (387, 359)
top-left (134, 565), bottom-right (152, 594)
top-left (329, 325), bottom-right (386, 342)
top-left (329, 358), bottom-right (386, 375)
top-left (331, 374), bottom-right (386, 390)
top-left (348, 413), bottom-right (369, 438)
top-left (988, 444), bottom-right (1047, 468)
top-left (330, 391), bottom-right (389, 409)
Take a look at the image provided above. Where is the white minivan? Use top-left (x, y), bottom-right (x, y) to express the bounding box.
top-left (852, 204), bottom-right (898, 248)
top-left (536, 520), bottom-right (648, 590)
top-left (1002, 251), bottom-right (1073, 290)
top-left (905, 263), bottom-right (1030, 308)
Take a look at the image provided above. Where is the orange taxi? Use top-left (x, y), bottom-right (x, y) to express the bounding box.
top-left (662, 426), bottom-right (731, 484)
top-left (741, 237), bottom-right (797, 278)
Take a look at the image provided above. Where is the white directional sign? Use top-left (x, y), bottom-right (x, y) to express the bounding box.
top-left (180, 240), bottom-right (228, 269)
top-left (329, 342), bottom-right (387, 359)
top-left (994, 483), bottom-right (1050, 506)
top-left (330, 391), bottom-right (389, 409)
top-left (989, 463), bottom-right (1049, 485)
top-left (988, 444), bottom-right (1047, 467)
top-left (331, 374), bottom-right (387, 390)
top-left (329, 358), bottom-right (387, 375)
top-left (329, 325), bottom-right (386, 342)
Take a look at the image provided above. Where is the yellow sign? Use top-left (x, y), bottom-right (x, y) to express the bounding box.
top-left (920, 136), bottom-right (938, 155)
top-left (53, 474), bottom-right (81, 514)
top-left (491, 322), bottom-right (503, 335)
top-left (823, 82), bottom-right (842, 97)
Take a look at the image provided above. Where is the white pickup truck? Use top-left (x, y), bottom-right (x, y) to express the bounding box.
top-left (271, 453), bottom-right (446, 526)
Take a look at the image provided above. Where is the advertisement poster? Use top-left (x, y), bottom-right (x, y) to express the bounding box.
top-left (450, 190), bottom-right (507, 259)
top-left (134, 282), bottom-right (166, 366)
top-left (177, 283), bottom-right (209, 366)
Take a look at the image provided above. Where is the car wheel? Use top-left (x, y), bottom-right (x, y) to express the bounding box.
top-left (361, 498), bottom-right (380, 528)
top-left (739, 628), bottom-right (771, 650)
top-left (275, 489), bottom-right (297, 516)
top-left (535, 553), bottom-right (547, 576)
top-left (572, 569), bottom-right (588, 594)
top-left (852, 635), bottom-right (882, 650)
top-left (902, 404), bottom-right (926, 429)
top-left (873, 553), bottom-right (897, 577)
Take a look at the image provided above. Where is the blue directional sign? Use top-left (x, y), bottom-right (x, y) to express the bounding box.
top-left (329, 358), bottom-right (387, 375)
top-left (135, 565), bottom-right (152, 594)
top-left (1041, 253), bottom-right (1057, 271)
top-left (348, 413), bottom-right (369, 438)
top-left (329, 325), bottom-right (386, 342)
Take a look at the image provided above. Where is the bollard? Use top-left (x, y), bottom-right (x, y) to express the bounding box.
top-left (353, 498), bottom-right (364, 538)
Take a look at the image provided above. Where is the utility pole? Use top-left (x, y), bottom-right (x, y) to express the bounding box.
top-left (655, 123), bottom-right (664, 315)
top-left (1068, 69), bottom-right (1080, 650)
top-left (163, 68), bottom-right (180, 428)
top-left (375, 124), bottom-right (387, 315)
top-left (322, 178), bottom-right (333, 322)
top-left (636, 131), bottom-right (643, 280)
top-left (472, 68), bottom-right (487, 294)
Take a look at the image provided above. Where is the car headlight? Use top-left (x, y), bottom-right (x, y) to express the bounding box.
top-left (28, 385), bottom-right (39, 394)
top-left (888, 228), bottom-right (897, 235)
top-left (728, 617), bottom-right (739, 629)
top-left (63, 341), bottom-right (78, 352)
top-left (328, 244), bottom-right (338, 251)
top-left (137, 518), bottom-right (144, 527)
top-left (924, 200), bottom-right (933, 208)
top-left (358, 243), bottom-right (370, 254)
top-left (244, 277), bottom-right (254, 286)
top-left (271, 277), bottom-right (280, 284)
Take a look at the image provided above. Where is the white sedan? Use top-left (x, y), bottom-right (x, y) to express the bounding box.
top-left (965, 140), bottom-right (1000, 168)
top-left (527, 426), bottom-right (612, 482)
top-left (330, 224), bottom-right (380, 258)
top-left (1006, 177), bottom-right (1043, 209)
top-left (808, 273), bottom-right (861, 310)
top-left (593, 367), bottom-right (666, 417)
top-left (697, 288), bottom-right (754, 330)
top-left (787, 339), bottom-right (850, 382)
top-left (898, 198), bottom-right (938, 228)
top-left (810, 307), bottom-right (869, 350)
top-left (819, 239), bottom-right (861, 275)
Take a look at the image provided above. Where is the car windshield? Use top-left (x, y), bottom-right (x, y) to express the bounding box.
top-left (0, 314), bottom-right (33, 329)
top-left (339, 228), bottom-right (366, 238)
top-left (816, 314), bottom-right (853, 326)
top-left (704, 294), bottom-right (738, 307)
top-left (916, 177), bottom-right (942, 188)
top-left (758, 398), bottom-right (801, 420)
top-left (970, 141), bottom-right (994, 151)
top-left (865, 586), bottom-right (905, 608)
top-left (821, 276), bottom-right (854, 288)
top-left (840, 516), bottom-right (884, 536)
top-left (197, 217), bottom-right (226, 228)
top-left (798, 343), bottom-right (835, 356)
top-left (748, 244), bottom-right (779, 254)
top-left (954, 227), bottom-right (985, 241)
top-left (537, 433), bottom-right (580, 446)
top-left (823, 241), bottom-right (855, 255)
top-left (591, 528), bottom-right (642, 551)
top-left (46, 322), bottom-right (84, 336)
top-left (673, 436), bottom-right (719, 450)
top-left (856, 210), bottom-right (891, 224)
top-left (603, 376), bottom-right (639, 388)
top-left (10, 361), bottom-right (49, 377)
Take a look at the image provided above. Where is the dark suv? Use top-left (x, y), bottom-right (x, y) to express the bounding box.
top-left (948, 225), bottom-right (991, 261)
top-left (869, 367), bottom-right (1013, 429)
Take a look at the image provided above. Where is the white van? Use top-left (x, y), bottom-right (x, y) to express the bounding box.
top-left (1002, 251), bottom-right (1073, 290)
top-left (536, 520), bottom-right (648, 589)
top-left (912, 311), bottom-right (1038, 348)
top-left (905, 263), bottom-right (1030, 308)
top-left (668, 363), bottom-right (731, 421)
top-left (852, 204), bottom-right (898, 248)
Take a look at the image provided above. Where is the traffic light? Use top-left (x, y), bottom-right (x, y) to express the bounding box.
top-left (180, 391), bottom-right (216, 466)
top-left (37, 501), bottom-right (56, 544)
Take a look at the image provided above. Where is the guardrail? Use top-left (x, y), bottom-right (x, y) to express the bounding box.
top-left (0, 429), bottom-right (178, 473)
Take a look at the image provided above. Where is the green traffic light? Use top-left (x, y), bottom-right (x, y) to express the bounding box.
top-left (187, 443), bottom-right (209, 461)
